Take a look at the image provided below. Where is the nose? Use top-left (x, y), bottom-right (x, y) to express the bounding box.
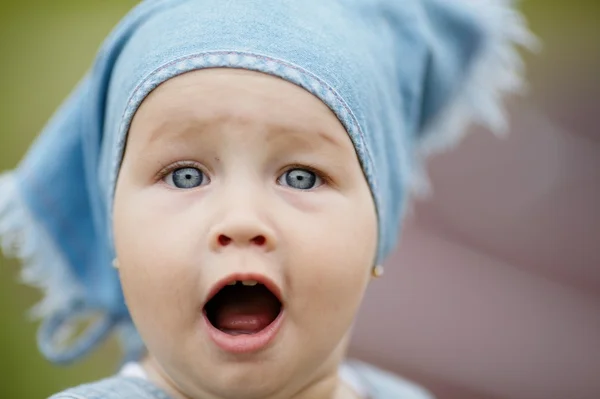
top-left (217, 233), bottom-right (266, 247)
top-left (208, 209), bottom-right (277, 253)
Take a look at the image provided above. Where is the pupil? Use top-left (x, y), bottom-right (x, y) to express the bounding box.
top-left (173, 167), bottom-right (202, 189)
top-left (286, 169), bottom-right (315, 190)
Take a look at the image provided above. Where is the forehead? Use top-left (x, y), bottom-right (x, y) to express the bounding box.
top-left (129, 68), bottom-right (350, 148)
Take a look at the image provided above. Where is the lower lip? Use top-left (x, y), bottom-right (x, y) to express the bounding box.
top-left (202, 310), bottom-right (285, 354)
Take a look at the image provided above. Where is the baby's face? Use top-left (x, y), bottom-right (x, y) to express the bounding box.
top-left (114, 69), bottom-right (377, 398)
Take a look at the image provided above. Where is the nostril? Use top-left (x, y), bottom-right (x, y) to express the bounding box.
top-left (218, 235), bottom-right (232, 246)
top-left (252, 235), bottom-right (266, 246)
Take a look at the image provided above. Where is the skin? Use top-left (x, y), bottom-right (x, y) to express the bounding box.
top-left (113, 68), bottom-right (378, 399)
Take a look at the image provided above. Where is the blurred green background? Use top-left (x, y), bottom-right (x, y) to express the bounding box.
top-left (0, 1), bottom-right (598, 397)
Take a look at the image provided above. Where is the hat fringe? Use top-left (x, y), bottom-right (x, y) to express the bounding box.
top-left (0, 172), bottom-right (83, 320)
top-left (410, 0), bottom-right (539, 197)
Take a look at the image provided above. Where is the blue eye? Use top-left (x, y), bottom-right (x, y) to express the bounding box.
top-left (279, 168), bottom-right (322, 190)
top-left (165, 167), bottom-right (206, 189)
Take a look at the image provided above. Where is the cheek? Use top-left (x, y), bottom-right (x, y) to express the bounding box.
top-left (287, 190), bottom-right (377, 331)
top-left (113, 185), bottom-right (202, 344)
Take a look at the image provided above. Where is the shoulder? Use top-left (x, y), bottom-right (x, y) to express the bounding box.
top-left (47, 376), bottom-right (172, 399)
top-left (343, 360), bottom-right (435, 399)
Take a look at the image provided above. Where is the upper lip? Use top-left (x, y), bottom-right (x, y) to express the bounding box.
top-left (203, 273), bottom-right (284, 307)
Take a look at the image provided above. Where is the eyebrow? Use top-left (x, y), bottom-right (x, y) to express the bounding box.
top-left (266, 123), bottom-right (347, 149)
top-left (144, 112), bottom-right (348, 150)
top-left (317, 129), bottom-right (347, 148)
top-left (145, 114), bottom-right (225, 145)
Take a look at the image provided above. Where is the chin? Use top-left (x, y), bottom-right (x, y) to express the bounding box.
top-left (190, 361), bottom-right (291, 399)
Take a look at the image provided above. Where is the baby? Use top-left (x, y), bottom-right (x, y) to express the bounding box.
top-left (0, 0), bottom-right (534, 398)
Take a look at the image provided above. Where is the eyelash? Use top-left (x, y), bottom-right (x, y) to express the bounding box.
top-left (280, 163), bottom-right (332, 187)
top-left (155, 161), bottom-right (333, 187)
top-left (155, 160), bottom-right (205, 182)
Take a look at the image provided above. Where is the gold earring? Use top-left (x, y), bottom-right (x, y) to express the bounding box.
top-left (112, 258), bottom-right (120, 269)
top-left (371, 265), bottom-right (384, 278)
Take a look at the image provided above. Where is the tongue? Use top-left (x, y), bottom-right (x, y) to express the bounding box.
top-left (214, 286), bottom-right (280, 335)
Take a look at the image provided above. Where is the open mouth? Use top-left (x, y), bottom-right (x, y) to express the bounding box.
top-left (204, 279), bottom-right (283, 338)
